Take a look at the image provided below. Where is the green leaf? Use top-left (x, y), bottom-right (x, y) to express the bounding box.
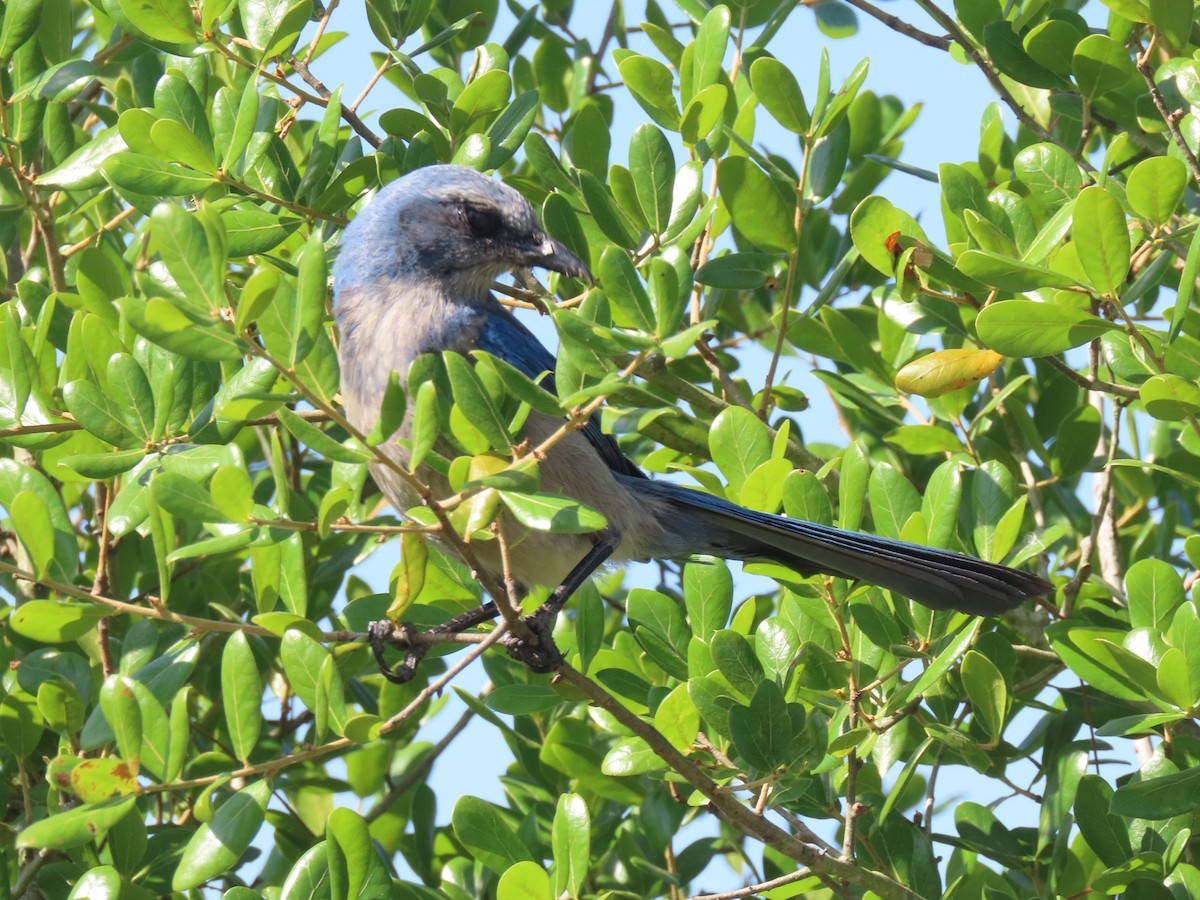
top-left (444, 351), bottom-right (511, 451)
top-left (209, 466), bottom-right (253, 522)
top-left (956, 250), bottom-right (1078, 291)
top-left (1125, 558), bottom-right (1185, 631)
top-left (63, 378), bottom-right (141, 449)
top-left (326, 808), bottom-right (375, 900)
top-left (0, 0), bottom-right (45, 59)
top-left (288, 234), bottom-right (328, 366)
top-left (680, 83), bottom-right (727, 145)
top-left (497, 861), bottom-right (552, 900)
top-left (1140, 373), bottom-right (1200, 420)
top-left (616, 53), bottom-right (681, 130)
top-left (717, 157), bottom-right (796, 253)
top-left (551, 793), bottom-right (589, 898)
top-left (597, 248), bottom-right (654, 332)
top-left (975, 300), bottom-right (1120, 356)
top-left (1072, 34), bottom-right (1135, 102)
top-left (695, 251), bottom-right (778, 289)
top-left (213, 358), bottom-right (281, 423)
top-left (107, 353), bottom-right (155, 442)
top-left (486, 91), bottom-right (539, 169)
top-left (1014, 143), bottom-right (1085, 210)
top-left (149, 118), bottom-right (216, 172)
top-left (222, 632), bottom-right (261, 764)
top-left (868, 463), bottom-right (921, 540)
top-left (452, 796), bottom-right (533, 874)
top-left (684, 560), bottom-right (733, 635)
top-left (1110, 763), bottom-right (1200, 820)
top-left (654, 683), bottom-right (700, 751)
top-left (101, 151), bottom-right (216, 196)
top-left (280, 628), bottom-right (328, 713)
top-left (10, 489), bottom-right (56, 578)
top-left (36, 681), bottom-right (85, 735)
top-left (1022, 20), bottom-right (1082, 76)
top-left (485, 684), bottom-right (565, 715)
top-left (118, 0), bottom-right (195, 42)
top-left (9, 601), bottom-right (106, 643)
top-left (750, 56), bottom-right (810, 133)
top-left (1126, 156), bottom-right (1188, 224)
top-left (239, 0), bottom-right (310, 55)
top-left (16, 796), bottom-right (138, 850)
top-left (1072, 185), bottom-right (1129, 294)
top-left (99, 676), bottom-right (143, 774)
top-left (151, 471), bottom-right (227, 522)
top-left (1074, 774), bottom-right (1133, 866)
top-left (961, 650), bottom-right (1007, 744)
top-left (151, 203), bottom-right (226, 315)
top-left (983, 21), bottom-right (1068, 90)
top-left (894, 620), bottom-right (982, 708)
top-left (1046, 623), bottom-right (1153, 701)
top-left (277, 407), bottom-right (369, 463)
top-left (627, 588), bottom-right (690, 681)
top-left (579, 172), bottom-right (639, 250)
top-left (690, 4), bottom-right (730, 98)
top-left (172, 780), bottom-right (271, 890)
top-left (629, 124), bottom-right (675, 233)
top-left (117, 296), bottom-right (243, 362)
top-left (709, 406), bottom-right (771, 492)
top-left (728, 680), bottom-right (792, 771)
top-left (451, 69), bottom-right (511, 135)
top-left (278, 532), bottom-right (308, 617)
top-left (710, 629), bottom-right (764, 701)
top-left (0, 688), bottom-right (43, 758)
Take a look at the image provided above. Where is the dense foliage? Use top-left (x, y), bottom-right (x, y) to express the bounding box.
top-left (2, 0), bottom-right (1199, 897)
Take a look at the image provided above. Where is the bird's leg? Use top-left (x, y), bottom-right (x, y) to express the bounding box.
top-left (368, 600), bottom-right (501, 684)
top-left (504, 538), bottom-right (617, 673)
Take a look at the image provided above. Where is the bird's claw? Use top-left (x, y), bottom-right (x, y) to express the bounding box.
top-left (367, 620), bottom-right (425, 684)
top-left (503, 614), bottom-right (563, 673)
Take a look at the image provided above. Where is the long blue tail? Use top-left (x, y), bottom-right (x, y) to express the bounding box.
top-left (629, 478), bottom-right (1050, 616)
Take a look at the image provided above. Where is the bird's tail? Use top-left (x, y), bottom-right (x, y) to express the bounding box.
top-left (630, 479), bottom-right (1050, 616)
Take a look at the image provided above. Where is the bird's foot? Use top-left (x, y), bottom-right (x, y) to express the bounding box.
top-left (367, 620), bottom-right (425, 684)
top-left (503, 614), bottom-right (563, 673)
top-left (368, 602), bottom-right (503, 684)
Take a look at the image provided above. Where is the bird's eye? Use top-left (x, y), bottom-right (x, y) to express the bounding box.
top-left (464, 205), bottom-right (502, 237)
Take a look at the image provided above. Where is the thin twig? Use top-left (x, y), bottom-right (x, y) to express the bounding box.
top-left (688, 867), bottom-right (816, 900)
top-left (840, 0), bottom-right (949, 49)
top-left (1043, 356), bottom-right (1139, 398)
top-left (364, 683), bottom-right (491, 822)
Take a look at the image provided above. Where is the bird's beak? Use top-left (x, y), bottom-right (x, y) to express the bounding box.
top-left (522, 233), bottom-right (592, 282)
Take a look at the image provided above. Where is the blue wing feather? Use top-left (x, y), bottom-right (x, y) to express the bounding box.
top-left (476, 301), bottom-right (645, 480)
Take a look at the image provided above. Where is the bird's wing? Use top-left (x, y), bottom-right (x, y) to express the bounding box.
top-left (475, 301), bottom-right (646, 480)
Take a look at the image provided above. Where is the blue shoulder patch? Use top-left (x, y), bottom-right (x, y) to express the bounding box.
top-left (475, 301), bottom-right (645, 480)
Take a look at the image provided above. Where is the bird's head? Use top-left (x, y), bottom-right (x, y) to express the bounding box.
top-left (333, 164), bottom-right (590, 301)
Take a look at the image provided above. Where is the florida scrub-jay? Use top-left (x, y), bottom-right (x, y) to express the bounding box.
top-left (333, 165), bottom-right (1050, 677)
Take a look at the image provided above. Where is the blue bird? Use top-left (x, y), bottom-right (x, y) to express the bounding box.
top-left (333, 165), bottom-right (1050, 678)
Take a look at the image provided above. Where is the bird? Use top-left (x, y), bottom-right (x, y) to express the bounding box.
top-left (332, 164), bottom-right (1051, 679)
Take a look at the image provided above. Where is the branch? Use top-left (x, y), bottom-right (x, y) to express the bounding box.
top-left (839, 0), bottom-right (950, 50)
top-left (0, 559), bottom-right (482, 650)
top-left (289, 55), bottom-right (384, 149)
top-left (1137, 36), bottom-right (1200, 190)
top-left (1043, 356), bottom-right (1139, 398)
top-left (910, 0), bottom-right (1094, 174)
